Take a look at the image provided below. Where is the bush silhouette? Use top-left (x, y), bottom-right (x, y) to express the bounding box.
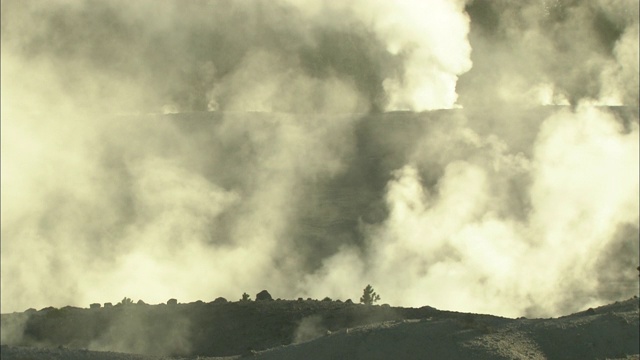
top-left (360, 284), bottom-right (381, 305)
top-left (120, 297), bottom-right (133, 306)
top-left (241, 292), bottom-right (251, 301)
top-left (256, 290), bottom-right (273, 301)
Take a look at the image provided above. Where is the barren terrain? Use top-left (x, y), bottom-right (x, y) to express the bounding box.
top-left (2, 296), bottom-right (638, 360)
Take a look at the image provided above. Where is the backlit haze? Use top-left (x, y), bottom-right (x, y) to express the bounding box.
top-left (1, 0), bottom-right (638, 318)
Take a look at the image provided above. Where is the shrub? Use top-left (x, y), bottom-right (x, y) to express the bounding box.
top-left (120, 297), bottom-right (133, 306)
top-left (256, 290), bottom-right (273, 301)
top-left (241, 292), bottom-right (251, 301)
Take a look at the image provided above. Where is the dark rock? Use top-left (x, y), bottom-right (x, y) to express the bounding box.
top-left (322, 297), bottom-right (332, 302)
top-left (167, 298), bottom-right (178, 306)
top-left (256, 290), bottom-right (273, 301)
top-left (345, 299), bottom-right (353, 304)
top-left (103, 302), bottom-right (113, 308)
top-left (89, 303), bottom-right (101, 309)
top-left (136, 300), bottom-right (146, 305)
top-left (297, 298), bottom-right (304, 302)
top-left (213, 297), bottom-right (228, 304)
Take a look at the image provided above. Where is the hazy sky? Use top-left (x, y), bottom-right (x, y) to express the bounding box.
top-left (1, 0), bottom-right (638, 318)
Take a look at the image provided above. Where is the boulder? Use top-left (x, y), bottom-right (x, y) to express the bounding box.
top-left (213, 297), bottom-right (228, 304)
top-left (255, 290), bottom-right (273, 301)
top-left (167, 298), bottom-right (178, 306)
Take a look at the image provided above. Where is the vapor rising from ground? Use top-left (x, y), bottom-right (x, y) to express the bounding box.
top-left (1, 0), bottom-right (638, 323)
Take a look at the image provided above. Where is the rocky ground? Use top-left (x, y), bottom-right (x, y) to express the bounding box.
top-left (1, 296), bottom-right (638, 360)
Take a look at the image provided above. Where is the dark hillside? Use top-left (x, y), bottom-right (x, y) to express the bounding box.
top-left (3, 299), bottom-right (466, 357)
top-left (1, 297), bottom-right (637, 360)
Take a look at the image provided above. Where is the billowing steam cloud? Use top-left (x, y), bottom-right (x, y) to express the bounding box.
top-left (304, 105), bottom-right (639, 317)
top-left (459, 0), bottom-right (639, 107)
top-left (1, 0), bottom-right (638, 322)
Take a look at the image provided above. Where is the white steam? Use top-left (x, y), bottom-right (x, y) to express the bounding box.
top-left (283, 0), bottom-right (472, 111)
top-left (459, 0), bottom-right (639, 107)
top-left (1, 0), bottom-right (638, 322)
top-left (304, 105), bottom-right (639, 317)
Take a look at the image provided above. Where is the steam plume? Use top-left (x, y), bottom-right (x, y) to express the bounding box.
top-left (1, 0), bottom-right (638, 322)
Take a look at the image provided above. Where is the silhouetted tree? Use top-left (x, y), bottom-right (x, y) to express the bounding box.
top-left (120, 297), bottom-right (133, 306)
top-left (241, 292), bottom-right (251, 301)
top-left (360, 284), bottom-right (381, 305)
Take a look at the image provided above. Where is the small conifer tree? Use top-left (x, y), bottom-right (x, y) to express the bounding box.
top-left (360, 284), bottom-right (381, 305)
top-left (241, 292), bottom-right (251, 301)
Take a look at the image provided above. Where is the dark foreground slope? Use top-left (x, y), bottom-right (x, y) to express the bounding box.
top-left (2, 297), bottom-right (639, 360)
top-left (252, 297), bottom-right (640, 360)
top-left (1, 299), bottom-right (445, 357)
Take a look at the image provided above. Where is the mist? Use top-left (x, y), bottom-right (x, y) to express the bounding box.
top-left (1, 0), bottom-right (638, 319)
